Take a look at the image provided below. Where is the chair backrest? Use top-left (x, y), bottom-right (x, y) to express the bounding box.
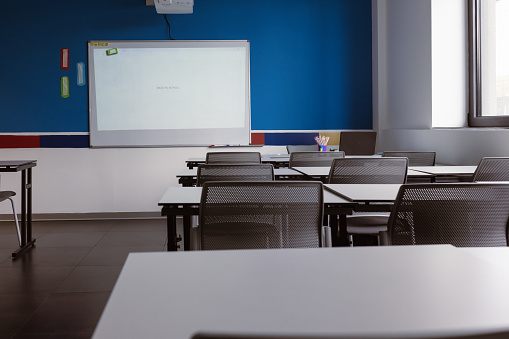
top-left (382, 151), bottom-right (436, 166)
top-left (206, 152), bottom-right (261, 164)
top-left (197, 164), bottom-right (274, 186)
top-left (388, 183), bottom-right (509, 247)
top-left (338, 131), bottom-right (377, 155)
top-left (286, 145), bottom-right (319, 153)
top-left (328, 157), bottom-right (408, 184)
top-left (473, 157), bottom-right (509, 182)
top-left (199, 181), bottom-right (324, 250)
top-left (289, 151), bottom-right (345, 168)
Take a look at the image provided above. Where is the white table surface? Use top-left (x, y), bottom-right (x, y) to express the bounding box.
top-left (93, 245), bottom-right (509, 339)
top-left (292, 167), bottom-right (432, 178)
top-left (324, 184), bottom-right (402, 202)
top-left (158, 185), bottom-right (353, 206)
top-left (176, 167), bottom-right (301, 177)
top-left (410, 166), bottom-right (478, 175)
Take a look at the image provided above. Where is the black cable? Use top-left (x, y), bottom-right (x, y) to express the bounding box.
top-left (164, 14), bottom-right (175, 40)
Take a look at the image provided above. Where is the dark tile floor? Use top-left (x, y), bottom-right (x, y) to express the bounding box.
top-left (0, 218), bottom-right (168, 339)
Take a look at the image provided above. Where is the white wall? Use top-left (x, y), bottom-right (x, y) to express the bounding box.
top-left (375, 0), bottom-right (509, 165)
top-left (383, 0), bottom-right (432, 130)
top-left (0, 146), bottom-right (286, 215)
top-left (431, 0), bottom-right (468, 127)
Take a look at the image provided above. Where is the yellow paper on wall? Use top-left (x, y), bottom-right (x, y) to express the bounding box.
top-left (319, 132), bottom-right (340, 145)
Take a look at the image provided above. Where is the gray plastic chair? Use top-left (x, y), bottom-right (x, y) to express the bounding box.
top-left (206, 152), bottom-right (261, 164)
top-left (473, 157), bottom-right (509, 182)
top-left (388, 183), bottom-right (509, 247)
top-left (382, 151), bottom-right (436, 166)
top-left (197, 164), bottom-right (274, 186)
top-left (289, 151), bottom-right (345, 168)
top-left (327, 157), bottom-right (408, 245)
top-left (198, 181), bottom-right (329, 250)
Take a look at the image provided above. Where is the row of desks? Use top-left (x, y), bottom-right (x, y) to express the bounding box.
top-left (159, 184), bottom-right (400, 251)
top-left (177, 165), bottom-right (478, 186)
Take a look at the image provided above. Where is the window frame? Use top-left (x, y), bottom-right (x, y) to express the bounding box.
top-left (468, 0), bottom-right (509, 127)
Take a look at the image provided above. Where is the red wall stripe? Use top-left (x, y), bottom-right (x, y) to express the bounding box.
top-left (0, 135), bottom-right (40, 148)
top-left (250, 133), bottom-right (265, 145)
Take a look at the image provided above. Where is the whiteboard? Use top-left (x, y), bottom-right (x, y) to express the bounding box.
top-left (88, 40), bottom-right (250, 147)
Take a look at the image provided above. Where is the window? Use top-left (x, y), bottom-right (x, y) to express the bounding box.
top-left (469, 0), bottom-right (509, 126)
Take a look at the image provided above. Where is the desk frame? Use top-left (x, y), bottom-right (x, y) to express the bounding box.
top-left (0, 161), bottom-right (37, 258)
top-left (159, 189), bottom-right (354, 250)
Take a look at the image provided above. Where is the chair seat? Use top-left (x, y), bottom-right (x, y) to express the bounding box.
top-left (346, 214), bottom-right (389, 235)
top-left (0, 191), bottom-right (16, 202)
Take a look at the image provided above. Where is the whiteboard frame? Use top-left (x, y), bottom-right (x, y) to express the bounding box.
top-left (88, 40), bottom-right (251, 148)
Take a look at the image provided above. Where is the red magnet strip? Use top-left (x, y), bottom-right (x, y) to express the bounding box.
top-left (61, 48), bottom-right (69, 70)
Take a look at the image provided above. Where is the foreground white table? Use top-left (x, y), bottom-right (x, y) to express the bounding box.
top-left (93, 245), bottom-right (509, 339)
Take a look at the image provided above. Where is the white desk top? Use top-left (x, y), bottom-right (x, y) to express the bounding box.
top-left (292, 167), bottom-right (432, 178)
top-left (411, 166), bottom-right (477, 175)
top-left (93, 245), bottom-right (509, 339)
top-left (158, 185), bottom-right (353, 206)
top-left (325, 184), bottom-right (401, 202)
top-left (176, 167), bottom-right (300, 177)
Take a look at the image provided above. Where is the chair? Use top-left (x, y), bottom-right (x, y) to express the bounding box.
top-left (0, 187), bottom-right (21, 247)
top-left (289, 151), bottom-right (345, 168)
top-left (286, 145), bottom-right (319, 153)
top-left (197, 164), bottom-right (274, 186)
top-left (328, 157), bottom-right (408, 184)
top-left (327, 157), bottom-right (408, 245)
top-left (382, 151), bottom-right (436, 166)
top-left (206, 152), bottom-right (261, 164)
top-left (472, 157), bottom-right (509, 182)
top-left (338, 131), bottom-right (377, 155)
top-left (388, 183), bottom-right (509, 247)
top-left (198, 181), bottom-right (329, 250)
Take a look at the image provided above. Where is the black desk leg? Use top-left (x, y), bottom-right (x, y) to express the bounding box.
top-left (338, 215), bottom-right (350, 246)
top-left (12, 168), bottom-right (36, 258)
top-left (21, 169), bottom-right (26, 247)
top-left (183, 216), bottom-right (191, 251)
top-left (166, 215), bottom-right (177, 251)
top-left (27, 167), bottom-right (33, 243)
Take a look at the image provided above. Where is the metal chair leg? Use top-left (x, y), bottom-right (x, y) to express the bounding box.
top-left (8, 197), bottom-right (21, 246)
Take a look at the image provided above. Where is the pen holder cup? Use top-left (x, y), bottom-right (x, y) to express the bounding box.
top-left (319, 145), bottom-right (327, 152)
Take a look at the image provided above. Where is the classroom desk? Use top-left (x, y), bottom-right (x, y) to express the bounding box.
top-left (292, 166), bottom-right (433, 182)
top-left (92, 245), bottom-right (509, 339)
top-left (185, 154), bottom-right (383, 169)
top-left (176, 167), bottom-right (303, 187)
top-left (0, 160), bottom-right (37, 258)
top-left (411, 166), bottom-right (477, 182)
top-left (186, 154), bottom-right (291, 169)
top-left (158, 185), bottom-right (355, 251)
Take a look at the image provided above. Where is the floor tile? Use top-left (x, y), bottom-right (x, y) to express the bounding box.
top-left (0, 218), bottom-right (164, 337)
top-left (55, 266), bottom-right (123, 293)
top-left (0, 233), bottom-right (22, 249)
top-left (34, 232), bottom-right (106, 248)
top-left (12, 332), bottom-right (93, 339)
top-left (44, 220), bottom-right (114, 233)
top-left (0, 266), bottom-right (73, 294)
top-left (96, 231), bottom-right (166, 247)
top-left (108, 218), bottom-right (166, 232)
top-left (0, 246), bottom-right (92, 268)
top-left (18, 292), bottom-right (110, 334)
top-left (0, 293), bottom-right (48, 338)
top-left (80, 245), bottom-right (163, 266)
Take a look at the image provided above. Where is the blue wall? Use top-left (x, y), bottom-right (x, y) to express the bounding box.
top-left (0, 0), bottom-right (372, 133)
